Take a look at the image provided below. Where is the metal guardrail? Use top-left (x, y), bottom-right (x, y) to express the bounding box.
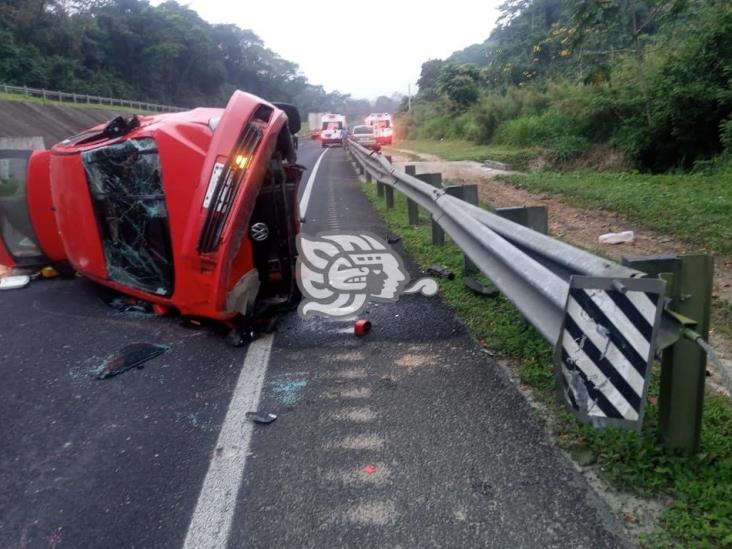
top-left (346, 138), bottom-right (714, 454)
top-left (0, 83), bottom-right (186, 113)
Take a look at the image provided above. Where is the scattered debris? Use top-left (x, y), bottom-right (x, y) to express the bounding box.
top-left (363, 464), bottom-right (377, 474)
top-left (226, 327), bottom-right (255, 347)
top-left (0, 274), bottom-right (31, 290)
top-left (102, 294), bottom-right (154, 315)
top-left (152, 303), bottom-right (169, 316)
top-left (354, 319), bottom-right (372, 337)
top-left (267, 374), bottom-right (309, 405)
top-left (96, 343), bottom-right (170, 379)
top-left (386, 234), bottom-right (401, 244)
top-left (598, 230), bottom-right (635, 245)
top-left (245, 411), bottom-right (278, 424)
top-left (463, 276), bottom-right (499, 297)
top-left (426, 265), bottom-right (455, 280)
top-left (40, 266), bottom-right (60, 278)
top-left (181, 318), bottom-right (205, 330)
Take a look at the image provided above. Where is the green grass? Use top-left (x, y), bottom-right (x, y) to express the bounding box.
top-left (502, 170), bottom-right (732, 256)
top-left (391, 138), bottom-right (539, 170)
top-left (362, 181), bottom-right (732, 547)
top-left (0, 90), bottom-right (165, 114)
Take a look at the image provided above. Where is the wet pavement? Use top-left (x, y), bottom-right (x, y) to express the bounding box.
top-left (0, 140), bottom-right (630, 548)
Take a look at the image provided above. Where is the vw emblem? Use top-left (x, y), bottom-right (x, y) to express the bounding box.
top-left (250, 222), bottom-right (269, 241)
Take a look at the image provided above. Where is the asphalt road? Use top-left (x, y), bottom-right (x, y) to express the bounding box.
top-left (0, 139), bottom-right (630, 548)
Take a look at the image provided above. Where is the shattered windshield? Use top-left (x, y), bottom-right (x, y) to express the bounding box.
top-left (82, 139), bottom-right (174, 296)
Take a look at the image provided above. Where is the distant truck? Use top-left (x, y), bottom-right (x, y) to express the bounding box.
top-left (308, 113), bottom-right (324, 140)
top-left (365, 113), bottom-right (393, 145)
top-left (319, 113), bottom-right (346, 147)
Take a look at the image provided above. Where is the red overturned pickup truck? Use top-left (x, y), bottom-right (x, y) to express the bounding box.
top-left (0, 91), bottom-right (303, 335)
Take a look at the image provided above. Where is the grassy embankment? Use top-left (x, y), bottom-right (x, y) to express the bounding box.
top-left (361, 177), bottom-right (732, 547)
top-left (503, 170), bottom-right (732, 256)
top-left (0, 90), bottom-right (167, 114)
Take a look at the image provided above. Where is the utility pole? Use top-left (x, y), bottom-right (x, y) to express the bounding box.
top-left (407, 84), bottom-right (412, 111)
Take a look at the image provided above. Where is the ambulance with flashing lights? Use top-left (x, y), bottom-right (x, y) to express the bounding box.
top-left (320, 113), bottom-right (346, 147)
top-left (365, 113), bottom-right (393, 145)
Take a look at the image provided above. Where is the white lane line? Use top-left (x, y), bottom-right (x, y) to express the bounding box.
top-left (299, 148), bottom-right (329, 218)
top-left (183, 334), bottom-right (274, 549)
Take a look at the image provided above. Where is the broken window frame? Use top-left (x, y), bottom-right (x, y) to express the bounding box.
top-left (81, 138), bottom-right (175, 296)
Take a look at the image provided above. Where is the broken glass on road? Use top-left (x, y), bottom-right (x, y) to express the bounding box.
top-left (96, 342), bottom-right (170, 379)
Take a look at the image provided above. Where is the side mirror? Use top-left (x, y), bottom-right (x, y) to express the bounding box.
top-left (273, 102), bottom-right (301, 135)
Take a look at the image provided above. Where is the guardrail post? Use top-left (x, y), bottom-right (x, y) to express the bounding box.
top-left (462, 185), bottom-right (479, 274)
top-left (365, 170), bottom-right (372, 183)
top-left (623, 254), bottom-right (713, 455)
top-left (385, 184), bottom-right (395, 209)
top-left (404, 165), bottom-right (419, 225)
top-left (417, 173), bottom-right (443, 244)
top-left (375, 160), bottom-right (385, 197)
top-left (495, 205), bottom-right (548, 235)
top-left (23, 85), bottom-right (28, 96)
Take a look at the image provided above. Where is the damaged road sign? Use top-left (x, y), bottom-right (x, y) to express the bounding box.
top-left (553, 276), bottom-right (665, 431)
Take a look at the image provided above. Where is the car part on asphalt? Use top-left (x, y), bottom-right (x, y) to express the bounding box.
top-left (427, 265), bottom-right (455, 280)
top-left (96, 342), bottom-right (170, 379)
top-left (354, 319), bottom-right (371, 337)
top-left (0, 274), bottom-right (31, 290)
top-left (226, 327), bottom-right (255, 348)
top-left (245, 411), bottom-right (278, 424)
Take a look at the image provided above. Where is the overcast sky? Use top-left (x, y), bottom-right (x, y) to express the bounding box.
top-left (181, 0), bottom-right (502, 99)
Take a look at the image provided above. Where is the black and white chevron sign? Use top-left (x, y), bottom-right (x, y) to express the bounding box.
top-left (554, 276), bottom-right (665, 430)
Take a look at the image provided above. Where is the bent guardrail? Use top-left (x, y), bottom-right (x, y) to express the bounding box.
top-left (346, 138), bottom-right (713, 454)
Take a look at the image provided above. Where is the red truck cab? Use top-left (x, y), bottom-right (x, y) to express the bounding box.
top-left (1, 91), bottom-right (303, 325)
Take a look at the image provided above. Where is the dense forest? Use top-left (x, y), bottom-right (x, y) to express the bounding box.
top-left (402, 0), bottom-right (732, 172)
top-left (0, 0), bottom-right (400, 115)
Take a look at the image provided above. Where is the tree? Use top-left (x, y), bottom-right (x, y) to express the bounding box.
top-left (437, 64), bottom-right (481, 110)
top-left (417, 59), bottom-right (444, 100)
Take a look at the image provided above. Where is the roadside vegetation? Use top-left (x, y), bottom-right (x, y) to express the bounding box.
top-left (362, 182), bottom-right (732, 547)
top-left (0, 0), bottom-right (379, 113)
top-left (398, 1), bottom-right (732, 174)
top-left (503, 169), bottom-right (732, 255)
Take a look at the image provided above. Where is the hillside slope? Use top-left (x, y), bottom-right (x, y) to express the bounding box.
top-left (0, 101), bottom-right (144, 148)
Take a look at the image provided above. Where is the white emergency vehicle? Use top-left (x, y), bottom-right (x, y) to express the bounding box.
top-left (365, 113), bottom-right (393, 145)
top-left (320, 113), bottom-right (346, 147)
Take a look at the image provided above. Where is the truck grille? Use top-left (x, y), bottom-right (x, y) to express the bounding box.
top-left (198, 122), bottom-right (263, 253)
